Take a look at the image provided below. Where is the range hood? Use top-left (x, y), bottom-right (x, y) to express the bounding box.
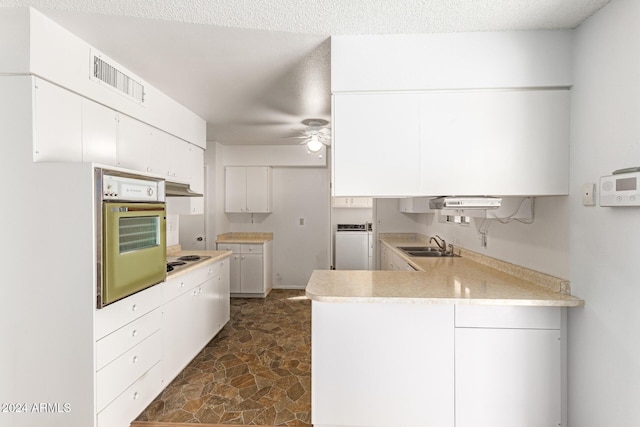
top-left (165, 181), bottom-right (203, 197)
top-left (429, 196), bottom-right (502, 210)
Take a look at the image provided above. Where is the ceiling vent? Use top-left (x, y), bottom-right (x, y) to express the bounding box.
top-left (91, 50), bottom-right (145, 104)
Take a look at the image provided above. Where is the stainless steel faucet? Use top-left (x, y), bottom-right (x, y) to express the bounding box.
top-left (430, 235), bottom-right (446, 251)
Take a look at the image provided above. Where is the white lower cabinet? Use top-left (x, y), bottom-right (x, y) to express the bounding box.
top-left (162, 259), bottom-right (230, 384)
top-left (312, 301), bottom-right (454, 427)
top-left (312, 302), bottom-right (565, 427)
top-left (454, 305), bottom-right (563, 427)
top-left (94, 287), bottom-right (164, 427)
top-left (379, 242), bottom-right (415, 271)
top-left (217, 242), bottom-right (272, 297)
top-left (97, 362), bottom-right (163, 427)
top-left (95, 257), bottom-right (230, 427)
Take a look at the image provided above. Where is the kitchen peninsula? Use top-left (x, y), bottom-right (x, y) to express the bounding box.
top-left (307, 234), bottom-right (583, 427)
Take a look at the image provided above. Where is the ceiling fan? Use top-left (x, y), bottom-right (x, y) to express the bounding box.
top-left (287, 118), bottom-right (331, 152)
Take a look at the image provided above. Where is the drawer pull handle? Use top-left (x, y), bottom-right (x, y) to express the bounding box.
top-left (132, 356), bottom-right (139, 364)
top-left (132, 330), bottom-right (138, 338)
top-left (179, 282), bottom-right (184, 288)
top-left (131, 304), bottom-right (138, 312)
top-left (133, 392), bottom-right (139, 400)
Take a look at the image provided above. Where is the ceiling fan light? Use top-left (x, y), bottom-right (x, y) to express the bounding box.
top-left (307, 134), bottom-right (323, 152)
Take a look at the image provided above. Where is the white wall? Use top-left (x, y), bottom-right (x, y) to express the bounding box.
top-left (568, 1), bottom-right (640, 426)
top-left (206, 143), bottom-right (330, 288)
top-left (375, 198), bottom-right (431, 234)
top-left (375, 197), bottom-right (569, 279)
top-left (226, 167), bottom-right (330, 288)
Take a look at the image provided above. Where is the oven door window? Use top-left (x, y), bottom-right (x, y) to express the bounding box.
top-left (119, 216), bottom-right (160, 253)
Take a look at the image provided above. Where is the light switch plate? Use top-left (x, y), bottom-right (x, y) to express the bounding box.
top-left (583, 183), bottom-right (596, 206)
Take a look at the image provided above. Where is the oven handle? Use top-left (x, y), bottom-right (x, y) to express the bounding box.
top-left (110, 206), bottom-right (166, 213)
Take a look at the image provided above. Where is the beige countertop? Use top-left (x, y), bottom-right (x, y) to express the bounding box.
top-left (305, 234), bottom-right (584, 307)
top-left (166, 246), bottom-right (232, 278)
top-left (215, 232), bottom-right (273, 244)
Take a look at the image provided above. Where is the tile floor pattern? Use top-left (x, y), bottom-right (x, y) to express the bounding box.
top-left (136, 290), bottom-right (312, 426)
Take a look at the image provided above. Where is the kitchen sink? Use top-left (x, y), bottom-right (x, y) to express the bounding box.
top-left (398, 246), bottom-right (460, 258)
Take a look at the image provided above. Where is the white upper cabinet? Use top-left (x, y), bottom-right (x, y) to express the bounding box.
top-left (332, 89), bottom-right (569, 197)
top-left (399, 197), bottom-right (433, 213)
top-left (419, 89), bottom-right (569, 196)
top-left (332, 93), bottom-right (421, 197)
top-left (81, 98), bottom-right (117, 164)
top-left (225, 166), bottom-right (272, 213)
top-left (33, 78), bottom-right (82, 162)
top-left (116, 113), bottom-right (155, 173)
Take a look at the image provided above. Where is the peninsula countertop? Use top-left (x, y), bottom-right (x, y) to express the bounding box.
top-left (306, 234), bottom-right (584, 307)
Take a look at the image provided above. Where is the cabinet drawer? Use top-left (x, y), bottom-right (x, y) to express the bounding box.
top-left (217, 243), bottom-right (240, 252)
top-left (241, 243), bottom-right (263, 254)
top-left (164, 262), bottom-right (219, 303)
top-left (95, 284), bottom-right (163, 340)
top-left (96, 308), bottom-right (161, 371)
top-left (96, 331), bottom-right (161, 412)
top-left (455, 305), bottom-right (561, 329)
top-left (97, 361), bottom-right (163, 427)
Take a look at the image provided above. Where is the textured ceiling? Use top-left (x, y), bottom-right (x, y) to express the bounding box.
top-left (2, 0), bottom-right (610, 145)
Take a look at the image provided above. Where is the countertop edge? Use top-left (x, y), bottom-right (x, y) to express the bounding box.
top-left (305, 290), bottom-right (584, 307)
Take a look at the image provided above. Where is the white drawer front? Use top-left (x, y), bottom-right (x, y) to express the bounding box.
top-left (217, 243), bottom-right (240, 252)
top-left (95, 284), bottom-right (163, 340)
top-left (164, 262), bottom-right (220, 303)
top-left (96, 308), bottom-right (161, 371)
top-left (97, 362), bottom-right (163, 427)
top-left (96, 331), bottom-right (161, 412)
top-left (164, 269), bottom-right (198, 302)
top-left (241, 243), bottom-right (263, 254)
top-left (455, 305), bottom-right (561, 329)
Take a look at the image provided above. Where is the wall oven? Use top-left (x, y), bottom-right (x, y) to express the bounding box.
top-left (96, 168), bottom-right (166, 308)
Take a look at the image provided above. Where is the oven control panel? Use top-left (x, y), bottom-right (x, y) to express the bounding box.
top-left (102, 172), bottom-right (165, 202)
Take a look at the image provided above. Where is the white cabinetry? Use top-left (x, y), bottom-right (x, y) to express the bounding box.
top-left (116, 113), bottom-right (157, 173)
top-left (419, 89), bottom-right (569, 196)
top-left (162, 259), bottom-right (230, 384)
top-left (33, 77), bottom-right (82, 162)
top-left (454, 305), bottom-right (563, 427)
top-left (94, 284), bottom-right (164, 427)
top-left (312, 301), bottom-right (565, 427)
top-left (332, 197), bottom-right (373, 208)
top-left (332, 93), bottom-right (421, 197)
top-left (399, 197), bottom-right (432, 213)
top-left (225, 166), bottom-right (272, 213)
top-left (217, 242), bottom-right (272, 297)
top-left (332, 90), bottom-right (569, 197)
top-left (380, 242), bottom-right (415, 271)
top-left (82, 98), bottom-right (118, 164)
top-left (312, 301), bottom-right (454, 427)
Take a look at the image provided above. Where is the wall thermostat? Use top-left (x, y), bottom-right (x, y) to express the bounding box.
top-left (600, 171), bottom-right (640, 206)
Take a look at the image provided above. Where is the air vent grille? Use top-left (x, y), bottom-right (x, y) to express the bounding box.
top-left (92, 54), bottom-right (145, 104)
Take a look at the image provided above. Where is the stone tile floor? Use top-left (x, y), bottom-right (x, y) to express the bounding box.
top-left (136, 290), bottom-right (312, 426)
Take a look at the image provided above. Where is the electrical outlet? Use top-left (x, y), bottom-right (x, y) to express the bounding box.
top-left (299, 218), bottom-right (305, 226)
top-left (583, 183), bottom-right (596, 206)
